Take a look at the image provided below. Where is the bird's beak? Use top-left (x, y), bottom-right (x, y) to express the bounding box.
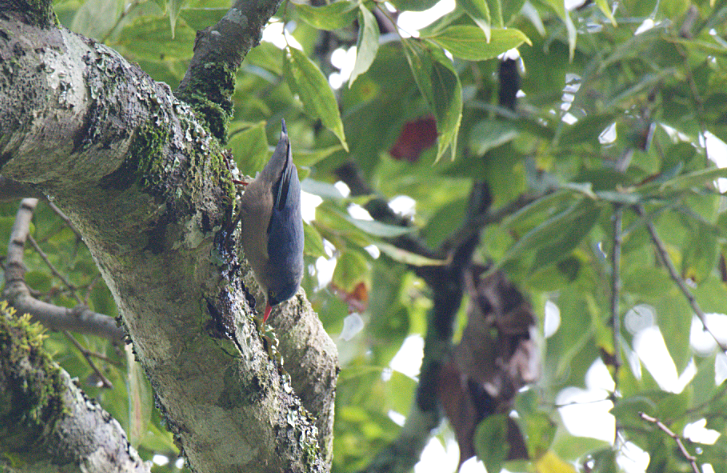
top-left (263, 302), bottom-right (273, 323)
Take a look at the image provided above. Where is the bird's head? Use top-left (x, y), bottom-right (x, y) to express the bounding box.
top-left (263, 282), bottom-right (299, 323)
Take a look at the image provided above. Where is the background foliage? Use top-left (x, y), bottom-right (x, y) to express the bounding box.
top-left (8, 0), bottom-right (727, 471)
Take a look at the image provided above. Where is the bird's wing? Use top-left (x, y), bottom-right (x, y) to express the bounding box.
top-left (273, 141), bottom-right (294, 213)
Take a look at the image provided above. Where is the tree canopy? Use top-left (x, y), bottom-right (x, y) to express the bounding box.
top-left (2, 0), bottom-right (727, 472)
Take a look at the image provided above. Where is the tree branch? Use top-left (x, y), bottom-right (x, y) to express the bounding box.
top-left (3, 198), bottom-right (125, 341)
top-left (0, 305), bottom-right (150, 473)
top-left (176, 0), bottom-right (285, 142)
top-left (338, 169), bottom-right (492, 472)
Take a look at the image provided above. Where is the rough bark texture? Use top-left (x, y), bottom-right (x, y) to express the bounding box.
top-left (0, 3), bottom-right (338, 472)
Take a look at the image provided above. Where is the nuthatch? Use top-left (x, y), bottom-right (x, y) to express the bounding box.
top-left (239, 119), bottom-right (304, 323)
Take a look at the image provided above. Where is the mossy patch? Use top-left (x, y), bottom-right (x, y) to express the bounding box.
top-left (0, 302), bottom-right (66, 452)
top-left (12, 0), bottom-right (58, 28)
top-left (100, 122), bottom-right (170, 192)
top-left (176, 62), bottom-right (235, 144)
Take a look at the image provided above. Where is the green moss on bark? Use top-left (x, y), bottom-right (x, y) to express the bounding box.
top-left (0, 302), bottom-right (66, 454)
top-left (100, 122), bottom-right (170, 191)
top-left (11, 0), bottom-right (58, 28)
top-left (176, 62), bottom-right (236, 144)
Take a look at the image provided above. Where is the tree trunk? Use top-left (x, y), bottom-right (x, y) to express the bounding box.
top-left (0, 2), bottom-right (338, 472)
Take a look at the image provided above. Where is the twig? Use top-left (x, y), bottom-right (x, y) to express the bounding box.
top-left (62, 330), bottom-right (114, 388)
top-left (27, 233), bottom-right (82, 304)
top-left (611, 205), bottom-right (623, 444)
top-left (554, 397), bottom-right (612, 409)
top-left (635, 205), bottom-right (727, 353)
top-left (100, 0), bottom-right (144, 43)
top-left (675, 43), bottom-right (708, 143)
top-left (610, 205), bottom-right (622, 374)
top-left (46, 201), bottom-right (84, 241)
top-left (84, 274), bottom-right (102, 306)
top-left (639, 412), bottom-right (701, 473)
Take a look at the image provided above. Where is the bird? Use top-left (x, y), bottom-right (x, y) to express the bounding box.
top-left (238, 119), bottom-right (304, 323)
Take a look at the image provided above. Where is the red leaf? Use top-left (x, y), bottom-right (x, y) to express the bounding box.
top-left (389, 115), bottom-right (437, 162)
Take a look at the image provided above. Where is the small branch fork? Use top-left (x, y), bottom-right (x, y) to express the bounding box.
top-left (639, 412), bottom-right (701, 473)
top-left (4, 198), bottom-right (122, 387)
top-left (3, 198), bottom-right (125, 343)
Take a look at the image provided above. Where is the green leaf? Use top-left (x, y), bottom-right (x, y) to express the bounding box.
top-left (595, 0), bottom-right (617, 26)
top-left (343, 215), bottom-right (414, 238)
top-left (588, 447), bottom-right (618, 473)
top-left (502, 0), bottom-right (527, 24)
top-left (424, 26), bottom-right (530, 61)
top-left (654, 293), bottom-right (693, 372)
top-left (557, 115), bottom-right (616, 147)
top-left (693, 277), bottom-right (727, 314)
top-left (333, 250), bottom-right (369, 291)
top-left (474, 414), bottom-right (509, 473)
top-left (542, 0), bottom-right (576, 60)
top-left (228, 122), bottom-right (269, 176)
top-left (71, 0), bottom-right (118, 40)
top-left (520, 412), bottom-right (557, 459)
top-left (387, 0), bottom-right (440, 11)
top-left (485, 0), bottom-right (503, 27)
top-left (544, 288), bottom-right (597, 387)
top-left (692, 354), bottom-right (718, 407)
top-left (116, 17), bottom-right (196, 62)
top-left (657, 166), bottom-right (727, 192)
top-left (350, 6), bottom-right (380, 87)
top-left (284, 46), bottom-right (349, 151)
top-left (301, 179), bottom-right (346, 200)
top-left (294, 1), bottom-right (359, 31)
top-left (458, 0), bottom-right (492, 39)
top-left (304, 222), bottom-right (327, 258)
top-left (682, 220), bottom-right (718, 282)
top-left (469, 119), bottom-right (519, 155)
top-left (294, 145), bottom-right (344, 167)
top-left (594, 190), bottom-right (642, 205)
top-left (531, 204), bottom-right (600, 270)
top-left (374, 241), bottom-right (449, 266)
top-left (552, 431), bottom-right (609, 462)
top-left (167, 0), bottom-right (184, 38)
top-left (422, 198), bottom-right (467, 247)
top-left (623, 266), bottom-right (673, 300)
top-left (403, 40), bottom-right (462, 161)
top-left (501, 191), bottom-right (574, 231)
top-left (179, 8), bottom-right (227, 31)
top-left (499, 199), bottom-right (601, 271)
top-left (385, 370), bottom-right (416, 415)
top-left (126, 345), bottom-right (152, 448)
